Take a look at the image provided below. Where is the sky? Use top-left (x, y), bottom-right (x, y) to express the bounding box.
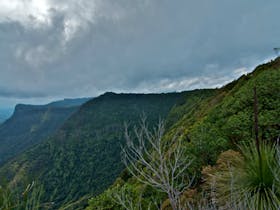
top-left (0, 0), bottom-right (279, 107)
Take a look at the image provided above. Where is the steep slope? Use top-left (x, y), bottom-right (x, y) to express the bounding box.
top-left (87, 58), bottom-right (280, 209)
top-left (0, 108), bottom-right (13, 124)
top-left (0, 98), bottom-right (89, 165)
top-left (170, 58), bottom-right (280, 166)
top-left (0, 90), bottom-right (215, 208)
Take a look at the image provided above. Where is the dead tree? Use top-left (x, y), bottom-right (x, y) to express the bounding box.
top-left (122, 118), bottom-right (193, 210)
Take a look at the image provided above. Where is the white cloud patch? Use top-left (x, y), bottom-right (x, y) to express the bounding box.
top-left (233, 67), bottom-right (249, 77)
top-left (0, 0), bottom-right (51, 26)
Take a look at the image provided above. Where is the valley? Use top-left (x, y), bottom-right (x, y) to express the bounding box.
top-left (0, 58), bottom-right (279, 209)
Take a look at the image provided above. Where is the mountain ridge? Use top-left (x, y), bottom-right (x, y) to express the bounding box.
top-left (0, 98), bottom-right (90, 166)
top-left (0, 90), bottom-right (216, 208)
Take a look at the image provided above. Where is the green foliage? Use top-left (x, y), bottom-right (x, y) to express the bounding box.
top-left (87, 179), bottom-right (164, 210)
top-left (165, 89), bottom-right (217, 129)
top-left (211, 143), bottom-right (280, 209)
top-left (0, 104), bottom-right (80, 166)
top-left (170, 58), bottom-right (280, 172)
top-left (0, 182), bottom-right (43, 210)
top-left (0, 91), bottom-right (203, 208)
top-left (89, 58), bottom-right (280, 209)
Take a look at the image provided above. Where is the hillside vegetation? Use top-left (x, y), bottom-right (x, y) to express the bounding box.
top-left (87, 58), bottom-right (280, 209)
top-left (0, 99), bottom-right (88, 166)
top-left (0, 58), bottom-right (279, 209)
top-left (0, 91), bottom-right (215, 209)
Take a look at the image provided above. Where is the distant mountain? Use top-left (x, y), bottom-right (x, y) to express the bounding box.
top-left (0, 108), bottom-right (13, 124)
top-left (0, 98), bottom-right (90, 165)
top-left (0, 90), bottom-right (215, 208)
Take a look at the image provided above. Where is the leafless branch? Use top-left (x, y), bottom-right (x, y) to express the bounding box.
top-left (122, 118), bottom-right (193, 210)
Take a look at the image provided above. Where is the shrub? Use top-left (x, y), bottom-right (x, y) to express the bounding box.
top-left (210, 143), bottom-right (280, 209)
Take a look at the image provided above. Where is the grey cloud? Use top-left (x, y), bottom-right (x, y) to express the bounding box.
top-left (0, 87), bottom-right (48, 98)
top-left (0, 0), bottom-right (279, 105)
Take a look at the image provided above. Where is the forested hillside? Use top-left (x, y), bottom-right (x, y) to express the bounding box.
top-left (0, 58), bottom-right (279, 210)
top-left (87, 58), bottom-right (280, 209)
top-left (1, 0), bottom-right (279, 209)
top-left (0, 91), bottom-right (215, 209)
top-left (0, 98), bottom-right (89, 166)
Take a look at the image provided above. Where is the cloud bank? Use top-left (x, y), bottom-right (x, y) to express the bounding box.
top-left (0, 0), bottom-right (279, 105)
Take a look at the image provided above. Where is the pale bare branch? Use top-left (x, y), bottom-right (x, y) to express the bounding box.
top-left (122, 118), bottom-right (194, 210)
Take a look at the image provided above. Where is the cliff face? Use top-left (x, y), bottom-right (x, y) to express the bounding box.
top-left (0, 99), bottom-right (89, 166)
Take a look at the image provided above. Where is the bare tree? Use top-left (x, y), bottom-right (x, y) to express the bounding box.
top-left (122, 118), bottom-right (193, 210)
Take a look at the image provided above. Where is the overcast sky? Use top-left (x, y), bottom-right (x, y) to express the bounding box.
top-left (0, 0), bottom-right (279, 107)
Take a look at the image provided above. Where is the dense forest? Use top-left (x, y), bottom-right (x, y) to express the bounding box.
top-left (0, 91), bottom-right (215, 209)
top-left (0, 58), bottom-right (279, 209)
top-left (87, 58), bottom-right (280, 209)
top-left (0, 98), bottom-right (89, 166)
